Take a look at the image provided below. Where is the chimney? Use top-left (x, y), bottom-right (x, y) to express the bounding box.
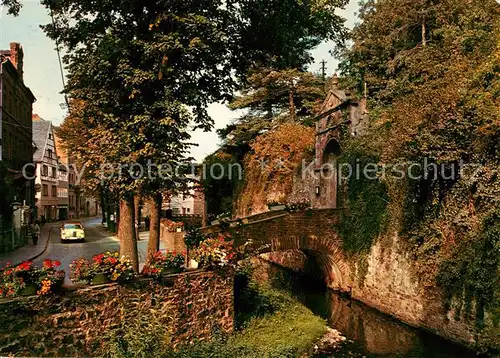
top-left (9, 42), bottom-right (24, 81)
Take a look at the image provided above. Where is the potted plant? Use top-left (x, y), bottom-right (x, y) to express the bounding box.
top-left (211, 212), bottom-right (231, 225)
top-left (286, 199), bottom-right (312, 212)
top-left (142, 250), bottom-right (186, 278)
top-left (191, 234), bottom-right (238, 271)
top-left (0, 261), bottom-right (39, 297)
top-left (184, 228), bottom-right (206, 269)
top-left (70, 252), bottom-right (135, 285)
top-left (0, 260), bottom-right (64, 297)
top-left (37, 259), bottom-right (65, 295)
top-left (267, 200), bottom-right (286, 211)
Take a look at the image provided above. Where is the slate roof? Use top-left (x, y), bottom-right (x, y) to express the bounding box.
top-left (32, 120), bottom-right (51, 162)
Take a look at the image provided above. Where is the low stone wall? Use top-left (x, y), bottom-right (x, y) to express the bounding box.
top-left (0, 270), bottom-right (233, 357)
top-left (160, 226), bottom-right (187, 253)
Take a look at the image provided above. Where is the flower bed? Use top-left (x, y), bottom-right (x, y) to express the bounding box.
top-left (70, 252), bottom-right (134, 285)
top-left (192, 234), bottom-right (239, 270)
top-left (142, 250), bottom-right (186, 278)
top-left (0, 259), bottom-right (64, 297)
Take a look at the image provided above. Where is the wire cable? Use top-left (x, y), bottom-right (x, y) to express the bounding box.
top-left (49, 6), bottom-right (70, 111)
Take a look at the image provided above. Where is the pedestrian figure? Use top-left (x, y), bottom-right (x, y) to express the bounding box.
top-left (31, 221), bottom-right (41, 245)
top-left (40, 215), bottom-right (46, 227)
top-left (144, 216), bottom-right (150, 231)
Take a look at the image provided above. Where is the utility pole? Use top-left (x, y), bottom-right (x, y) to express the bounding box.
top-left (320, 60), bottom-right (327, 81)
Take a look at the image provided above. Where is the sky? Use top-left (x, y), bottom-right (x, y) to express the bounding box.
top-left (1, 0), bottom-right (359, 161)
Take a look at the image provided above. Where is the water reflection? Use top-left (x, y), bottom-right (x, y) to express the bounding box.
top-left (279, 269), bottom-right (480, 357)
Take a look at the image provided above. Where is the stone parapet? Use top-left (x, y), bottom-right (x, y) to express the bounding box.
top-left (0, 270), bottom-right (234, 356)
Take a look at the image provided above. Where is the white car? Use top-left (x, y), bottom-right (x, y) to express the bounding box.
top-left (60, 222), bottom-right (85, 243)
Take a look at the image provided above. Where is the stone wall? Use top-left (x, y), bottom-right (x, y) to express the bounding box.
top-left (204, 209), bottom-right (495, 351)
top-left (203, 209), bottom-right (352, 292)
top-left (260, 231), bottom-right (494, 349)
top-left (349, 233), bottom-right (485, 347)
top-left (0, 270), bottom-right (233, 357)
top-left (160, 222), bottom-right (187, 253)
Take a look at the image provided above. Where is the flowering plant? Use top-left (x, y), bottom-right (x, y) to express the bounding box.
top-left (0, 260), bottom-right (64, 297)
top-left (70, 252), bottom-right (135, 284)
top-left (267, 200), bottom-right (286, 207)
top-left (192, 234), bottom-right (238, 270)
top-left (142, 250), bottom-right (186, 278)
top-left (0, 261), bottom-right (36, 297)
top-left (37, 259), bottom-right (65, 295)
top-left (286, 200), bottom-right (311, 212)
top-left (69, 258), bottom-right (92, 283)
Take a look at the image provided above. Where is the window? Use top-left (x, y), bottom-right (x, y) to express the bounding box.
top-left (47, 149), bottom-right (52, 159)
top-left (42, 165), bottom-right (48, 176)
top-left (187, 208), bottom-right (191, 213)
top-left (58, 188), bottom-right (68, 198)
top-left (52, 185), bottom-right (57, 197)
top-left (48, 133), bottom-right (52, 140)
top-left (51, 167), bottom-right (57, 178)
top-left (42, 184), bottom-right (48, 196)
top-left (63, 224), bottom-right (82, 230)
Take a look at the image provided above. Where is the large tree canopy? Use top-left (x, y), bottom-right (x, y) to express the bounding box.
top-left (41, 0), bottom-right (349, 267)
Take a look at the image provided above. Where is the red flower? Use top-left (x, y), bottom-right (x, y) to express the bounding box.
top-left (93, 253), bottom-right (105, 264)
top-left (53, 260), bottom-right (61, 267)
top-left (106, 257), bottom-right (118, 265)
top-left (16, 261), bottom-right (33, 271)
top-left (43, 259), bottom-right (53, 269)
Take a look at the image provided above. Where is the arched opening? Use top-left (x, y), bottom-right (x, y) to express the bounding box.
top-left (322, 138), bottom-right (341, 165)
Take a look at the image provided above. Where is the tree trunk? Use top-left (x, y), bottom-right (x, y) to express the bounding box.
top-left (147, 192), bottom-right (162, 259)
top-left (289, 87), bottom-right (296, 120)
top-left (422, 21), bottom-right (427, 47)
top-left (134, 195), bottom-right (141, 241)
top-left (118, 197), bottom-right (139, 272)
top-left (99, 186), bottom-right (107, 225)
top-left (116, 192), bottom-right (120, 232)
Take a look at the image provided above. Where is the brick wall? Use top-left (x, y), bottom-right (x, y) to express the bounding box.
top-left (0, 271), bottom-right (233, 356)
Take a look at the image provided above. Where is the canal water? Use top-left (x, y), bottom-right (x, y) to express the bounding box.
top-left (271, 267), bottom-right (482, 358)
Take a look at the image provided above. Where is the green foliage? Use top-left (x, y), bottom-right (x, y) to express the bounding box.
top-left (233, 0), bottom-right (349, 71)
top-left (201, 152), bottom-right (244, 216)
top-left (336, 143), bottom-right (389, 255)
top-left (234, 265), bottom-right (293, 327)
top-left (97, 304), bottom-right (172, 358)
top-left (1, 0), bottom-right (21, 15)
top-left (174, 271), bottom-right (326, 358)
top-left (337, 5), bottom-right (499, 353)
top-left (183, 228), bottom-right (206, 249)
top-left (437, 210), bottom-right (500, 327)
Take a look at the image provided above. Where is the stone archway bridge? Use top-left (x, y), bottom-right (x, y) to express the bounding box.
top-left (201, 208), bottom-right (354, 292)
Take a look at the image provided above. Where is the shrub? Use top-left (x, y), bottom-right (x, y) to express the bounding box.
top-left (97, 303), bottom-right (172, 358)
top-left (183, 228), bottom-right (205, 248)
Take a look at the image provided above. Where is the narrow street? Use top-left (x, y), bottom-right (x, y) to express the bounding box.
top-left (33, 218), bottom-right (152, 285)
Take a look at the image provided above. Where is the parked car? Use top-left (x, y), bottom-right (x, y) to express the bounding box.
top-left (60, 222), bottom-right (85, 243)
